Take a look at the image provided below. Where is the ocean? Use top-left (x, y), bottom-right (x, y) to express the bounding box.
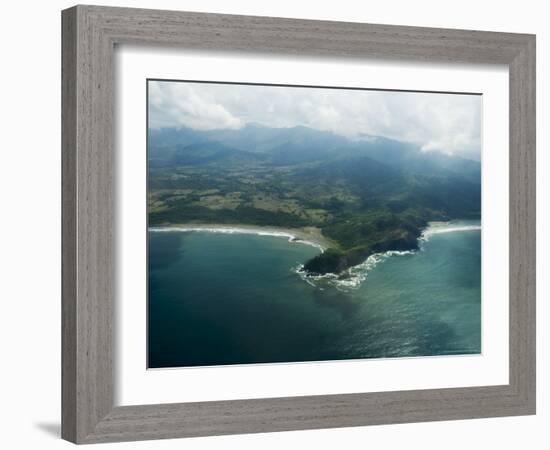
top-left (148, 221), bottom-right (481, 368)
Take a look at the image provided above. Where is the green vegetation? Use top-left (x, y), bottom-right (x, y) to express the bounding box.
top-left (148, 124), bottom-right (481, 275)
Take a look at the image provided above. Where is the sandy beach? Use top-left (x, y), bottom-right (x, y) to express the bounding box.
top-left (148, 223), bottom-right (336, 251)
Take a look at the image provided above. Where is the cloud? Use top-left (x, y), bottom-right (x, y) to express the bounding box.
top-left (148, 80), bottom-right (481, 159)
top-left (148, 81), bottom-right (242, 130)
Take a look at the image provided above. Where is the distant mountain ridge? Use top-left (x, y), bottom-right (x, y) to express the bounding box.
top-left (147, 124), bottom-right (481, 275)
top-left (149, 124), bottom-right (480, 179)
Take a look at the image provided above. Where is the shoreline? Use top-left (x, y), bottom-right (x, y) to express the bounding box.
top-left (149, 220), bottom-right (481, 277)
top-left (420, 220), bottom-right (481, 240)
top-left (301, 219), bottom-right (481, 276)
top-left (148, 223), bottom-right (336, 251)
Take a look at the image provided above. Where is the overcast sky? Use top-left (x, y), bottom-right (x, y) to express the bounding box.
top-left (148, 80), bottom-right (481, 159)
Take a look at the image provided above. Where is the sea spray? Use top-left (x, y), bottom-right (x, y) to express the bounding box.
top-left (150, 221), bottom-right (480, 291)
top-left (420, 222), bottom-right (482, 241)
top-left (296, 249), bottom-right (414, 291)
top-left (298, 220), bottom-right (481, 291)
top-left (149, 226), bottom-right (326, 251)
top-left (148, 221), bottom-right (481, 366)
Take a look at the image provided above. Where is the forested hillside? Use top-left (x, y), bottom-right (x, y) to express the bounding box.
top-left (148, 124), bottom-right (481, 274)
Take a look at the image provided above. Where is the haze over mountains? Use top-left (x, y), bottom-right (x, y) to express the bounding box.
top-left (150, 123), bottom-right (480, 172)
top-left (148, 124), bottom-right (481, 274)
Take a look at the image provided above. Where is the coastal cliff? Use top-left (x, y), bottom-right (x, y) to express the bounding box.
top-left (148, 125), bottom-right (481, 278)
top-left (302, 226), bottom-right (423, 275)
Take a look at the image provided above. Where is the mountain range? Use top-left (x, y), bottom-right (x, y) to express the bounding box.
top-left (147, 123), bottom-right (481, 275)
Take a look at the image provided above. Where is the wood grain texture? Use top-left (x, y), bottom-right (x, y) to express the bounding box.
top-left (62, 5), bottom-right (114, 443)
top-left (61, 4), bottom-right (536, 444)
top-left (508, 36), bottom-right (536, 410)
top-left (61, 7), bottom-right (77, 443)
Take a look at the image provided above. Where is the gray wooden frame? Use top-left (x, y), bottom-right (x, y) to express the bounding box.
top-left (61, 4), bottom-right (536, 444)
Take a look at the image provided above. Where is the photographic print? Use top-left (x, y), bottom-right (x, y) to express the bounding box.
top-left (147, 80), bottom-right (482, 369)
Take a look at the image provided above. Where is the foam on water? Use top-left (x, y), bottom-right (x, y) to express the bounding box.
top-left (149, 226), bottom-right (325, 251)
top-left (298, 220), bottom-right (481, 291)
top-left (296, 249), bottom-right (414, 292)
top-left (150, 221), bottom-right (480, 291)
top-left (420, 222), bottom-right (482, 241)
top-left (148, 219), bottom-right (482, 365)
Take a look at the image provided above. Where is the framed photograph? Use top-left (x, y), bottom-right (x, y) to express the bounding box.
top-left (61, 5), bottom-right (536, 444)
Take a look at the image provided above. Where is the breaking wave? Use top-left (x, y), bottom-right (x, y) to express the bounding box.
top-left (420, 222), bottom-right (482, 242)
top-left (150, 221), bottom-right (480, 291)
top-left (149, 226), bottom-right (325, 251)
top-left (297, 220), bottom-right (481, 291)
top-left (296, 249), bottom-right (414, 291)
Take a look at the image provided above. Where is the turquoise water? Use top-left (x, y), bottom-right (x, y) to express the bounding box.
top-left (148, 223), bottom-right (481, 368)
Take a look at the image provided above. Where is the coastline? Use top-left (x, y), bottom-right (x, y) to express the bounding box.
top-left (301, 218), bottom-right (481, 276)
top-left (149, 219), bottom-right (481, 278)
top-left (148, 223), bottom-right (336, 251)
top-left (421, 220), bottom-right (481, 238)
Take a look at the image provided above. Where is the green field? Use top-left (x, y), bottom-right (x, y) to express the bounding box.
top-left (148, 124), bottom-right (481, 274)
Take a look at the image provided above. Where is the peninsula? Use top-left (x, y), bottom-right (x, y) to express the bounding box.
top-left (148, 124), bottom-right (481, 275)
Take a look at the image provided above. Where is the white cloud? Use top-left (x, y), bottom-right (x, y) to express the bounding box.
top-left (149, 81), bottom-right (481, 159)
top-left (148, 81), bottom-right (242, 130)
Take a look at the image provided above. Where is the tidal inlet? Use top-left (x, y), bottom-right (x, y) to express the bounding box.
top-left (147, 80), bottom-right (482, 368)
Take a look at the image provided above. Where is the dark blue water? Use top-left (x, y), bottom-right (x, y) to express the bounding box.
top-left (148, 224), bottom-right (481, 368)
